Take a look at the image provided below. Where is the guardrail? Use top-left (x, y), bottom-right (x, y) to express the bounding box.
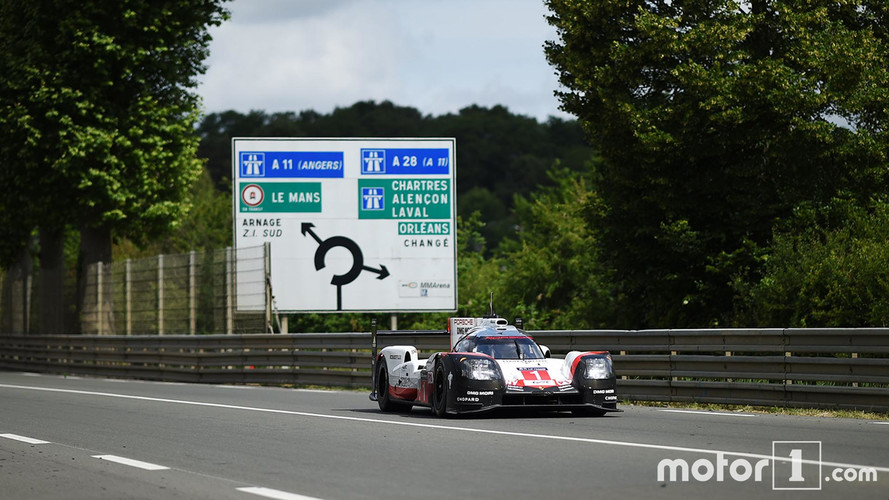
top-left (1, 329), bottom-right (887, 412)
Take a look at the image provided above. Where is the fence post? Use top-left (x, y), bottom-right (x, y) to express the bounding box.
top-left (125, 259), bottom-right (132, 336)
top-left (264, 242), bottom-right (272, 333)
top-left (189, 250), bottom-right (196, 335)
top-left (226, 246), bottom-right (234, 334)
top-left (783, 328), bottom-right (792, 387)
top-left (97, 261), bottom-right (104, 335)
top-left (24, 267), bottom-right (31, 335)
top-left (785, 352), bottom-right (792, 384)
top-left (158, 254), bottom-right (164, 335)
top-left (852, 352), bottom-right (859, 387)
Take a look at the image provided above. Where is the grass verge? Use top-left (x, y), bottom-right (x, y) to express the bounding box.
top-left (627, 400), bottom-right (888, 420)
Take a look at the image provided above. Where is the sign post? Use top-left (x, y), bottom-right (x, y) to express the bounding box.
top-left (232, 138), bottom-right (457, 313)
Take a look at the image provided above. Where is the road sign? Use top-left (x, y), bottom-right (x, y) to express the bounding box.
top-left (232, 138), bottom-right (457, 312)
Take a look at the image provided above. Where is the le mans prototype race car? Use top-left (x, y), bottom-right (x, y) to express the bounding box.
top-left (370, 315), bottom-right (620, 417)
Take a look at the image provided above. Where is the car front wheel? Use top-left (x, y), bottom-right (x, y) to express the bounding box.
top-left (432, 363), bottom-right (449, 417)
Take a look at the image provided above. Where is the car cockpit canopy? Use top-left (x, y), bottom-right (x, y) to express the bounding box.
top-left (454, 332), bottom-right (545, 360)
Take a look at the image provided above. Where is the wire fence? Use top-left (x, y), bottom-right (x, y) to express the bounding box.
top-left (1, 245), bottom-right (270, 335)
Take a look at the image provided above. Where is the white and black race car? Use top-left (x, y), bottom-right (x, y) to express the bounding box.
top-left (370, 316), bottom-right (620, 417)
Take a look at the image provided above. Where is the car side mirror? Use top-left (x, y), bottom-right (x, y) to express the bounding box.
top-left (540, 345), bottom-right (551, 358)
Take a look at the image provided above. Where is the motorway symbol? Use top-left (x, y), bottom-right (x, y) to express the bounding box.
top-left (301, 223), bottom-right (389, 310)
top-left (361, 187), bottom-right (385, 210)
top-left (240, 152), bottom-right (265, 177)
top-left (361, 149), bottom-right (386, 173)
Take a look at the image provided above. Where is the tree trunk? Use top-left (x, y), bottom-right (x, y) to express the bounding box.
top-left (1, 245), bottom-right (33, 334)
top-left (76, 224), bottom-right (112, 334)
top-left (38, 226), bottom-right (65, 334)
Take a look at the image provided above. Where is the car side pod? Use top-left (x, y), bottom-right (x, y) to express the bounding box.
top-left (368, 316), bottom-right (448, 404)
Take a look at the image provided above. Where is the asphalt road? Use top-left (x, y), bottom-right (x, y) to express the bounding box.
top-left (1, 371), bottom-right (887, 500)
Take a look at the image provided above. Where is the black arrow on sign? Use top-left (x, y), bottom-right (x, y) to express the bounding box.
top-left (301, 223), bottom-right (389, 310)
top-left (301, 222), bottom-right (323, 244)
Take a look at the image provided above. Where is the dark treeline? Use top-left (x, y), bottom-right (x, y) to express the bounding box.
top-left (196, 101), bottom-right (594, 250)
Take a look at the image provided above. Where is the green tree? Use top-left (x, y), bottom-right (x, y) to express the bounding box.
top-left (735, 199), bottom-right (889, 327)
top-left (114, 168), bottom-right (233, 258)
top-left (545, 0), bottom-right (889, 327)
top-left (497, 167), bottom-right (614, 329)
top-left (0, 0), bottom-right (229, 331)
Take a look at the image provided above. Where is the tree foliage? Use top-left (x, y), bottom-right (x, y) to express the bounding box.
top-left (545, 0), bottom-right (889, 327)
top-left (735, 199), bottom-right (889, 327)
top-left (114, 168), bottom-right (233, 258)
top-left (497, 167), bottom-right (615, 329)
top-left (0, 0), bottom-right (229, 265)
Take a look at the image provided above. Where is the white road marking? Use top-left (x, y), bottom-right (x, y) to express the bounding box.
top-left (872, 421), bottom-right (889, 425)
top-left (0, 433), bottom-right (50, 445)
top-left (92, 455), bottom-right (170, 471)
top-left (660, 409), bottom-right (756, 417)
top-left (2, 382), bottom-right (887, 474)
top-left (237, 486), bottom-right (324, 500)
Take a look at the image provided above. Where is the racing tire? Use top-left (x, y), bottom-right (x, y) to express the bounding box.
top-left (572, 407), bottom-right (607, 417)
top-left (432, 363), bottom-right (449, 417)
top-left (377, 359), bottom-right (399, 413)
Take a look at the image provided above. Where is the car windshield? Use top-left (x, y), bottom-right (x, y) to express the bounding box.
top-left (472, 336), bottom-right (544, 360)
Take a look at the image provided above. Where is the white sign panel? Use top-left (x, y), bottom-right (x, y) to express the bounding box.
top-left (232, 138), bottom-right (457, 312)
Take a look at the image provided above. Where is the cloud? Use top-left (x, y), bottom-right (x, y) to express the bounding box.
top-left (222, 0), bottom-right (361, 23)
top-left (198, 0), bottom-right (570, 121)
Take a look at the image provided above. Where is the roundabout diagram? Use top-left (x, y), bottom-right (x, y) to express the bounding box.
top-left (301, 222), bottom-right (389, 310)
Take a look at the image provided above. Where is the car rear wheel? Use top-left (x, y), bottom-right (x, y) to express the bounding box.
top-left (432, 363), bottom-right (449, 417)
top-left (377, 359), bottom-right (398, 412)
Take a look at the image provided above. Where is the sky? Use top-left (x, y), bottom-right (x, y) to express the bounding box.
top-left (197, 0), bottom-right (571, 123)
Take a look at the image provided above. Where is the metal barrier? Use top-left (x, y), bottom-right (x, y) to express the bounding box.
top-left (1, 329), bottom-right (887, 412)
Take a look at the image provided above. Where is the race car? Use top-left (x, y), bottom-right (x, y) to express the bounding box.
top-left (370, 315), bottom-right (620, 417)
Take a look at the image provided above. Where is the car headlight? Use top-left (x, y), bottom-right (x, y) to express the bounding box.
top-left (460, 358), bottom-right (499, 380)
top-left (584, 356), bottom-right (613, 380)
